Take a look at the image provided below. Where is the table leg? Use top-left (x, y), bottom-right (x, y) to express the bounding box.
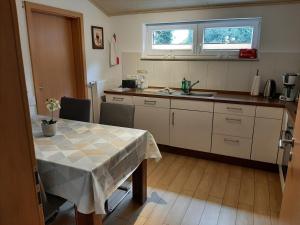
top-left (75, 208), bottom-right (103, 225)
top-left (132, 159), bottom-right (147, 204)
top-left (75, 160), bottom-right (147, 225)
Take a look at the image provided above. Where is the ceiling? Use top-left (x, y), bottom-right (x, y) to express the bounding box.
top-left (89, 0), bottom-right (300, 16)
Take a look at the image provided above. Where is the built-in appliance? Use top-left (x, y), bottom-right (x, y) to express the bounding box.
top-left (122, 79), bottom-right (137, 88)
top-left (278, 113), bottom-right (294, 190)
top-left (263, 79), bottom-right (277, 99)
top-left (279, 73), bottom-right (299, 102)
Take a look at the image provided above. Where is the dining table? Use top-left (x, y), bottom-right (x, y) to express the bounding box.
top-left (31, 116), bottom-right (162, 225)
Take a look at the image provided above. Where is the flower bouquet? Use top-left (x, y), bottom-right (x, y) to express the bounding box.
top-left (41, 98), bottom-right (61, 137)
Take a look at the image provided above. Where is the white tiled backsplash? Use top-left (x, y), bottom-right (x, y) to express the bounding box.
top-left (122, 52), bottom-right (300, 92)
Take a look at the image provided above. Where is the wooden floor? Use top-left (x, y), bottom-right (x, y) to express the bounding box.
top-left (50, 152), bottom-right (282, 225)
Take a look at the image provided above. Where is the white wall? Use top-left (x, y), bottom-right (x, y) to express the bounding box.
top-left (16, 0), bottom-right (122, 117)
top-left (110, 4), bottom-right (300, 92)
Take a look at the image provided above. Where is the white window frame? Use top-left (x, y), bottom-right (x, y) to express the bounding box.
top-left (198, 18), bottom-right (261, 56)
top-left (142, 18), bottom-right (261, 59)
top-left (143, 23), bottom-right (198, 57)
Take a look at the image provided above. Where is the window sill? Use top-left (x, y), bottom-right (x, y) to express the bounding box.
top-left (140, 56), bottom-right (259, 62)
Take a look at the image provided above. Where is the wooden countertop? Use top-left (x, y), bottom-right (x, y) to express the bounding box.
top-left (104, 89), bottom-right (286, 108)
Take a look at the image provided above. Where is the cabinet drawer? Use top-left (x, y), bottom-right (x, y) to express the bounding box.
top-left (106, 95), bottom-right (133, 105)
top-left (214, 103), bottom-right (256, 116)
top-left (256, 106), bottom-right (283, 119)
top-left (171, 99), bottom-right (214, 112)
top-left (211, 134), bottom-right (252, 159)
top-left (133, 96), bottom-right (170, 108)
top-left (213, 113), bottom-right (254, 138)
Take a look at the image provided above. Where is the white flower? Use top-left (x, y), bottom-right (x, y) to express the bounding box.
top-left (45, 98), bottom-right (61, 112)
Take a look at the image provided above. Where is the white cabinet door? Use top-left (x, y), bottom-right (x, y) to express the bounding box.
top-left (251, 118), bottom-right (282, 163)
top-left (170, 109), bottom-right (213, 152)
top-left (134, 106), bottom-right (170, 145)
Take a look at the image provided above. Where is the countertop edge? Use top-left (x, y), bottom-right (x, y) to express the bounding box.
top-left (104, 90), bottom-right (286, 108)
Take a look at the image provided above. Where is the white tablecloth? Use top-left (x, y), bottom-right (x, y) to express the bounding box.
top-left (31, 117), bottom-right (161, 214)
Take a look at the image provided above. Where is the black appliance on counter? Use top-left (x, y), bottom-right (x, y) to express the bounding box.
top-left (122, 79), bottom-right (137, 88)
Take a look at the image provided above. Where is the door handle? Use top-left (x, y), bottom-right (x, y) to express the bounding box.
top-left (172, 112), bottom-right (175, 126)
top-left (226, 107), bottom-right (242, 111)
top-left (279, 138), bottom-right (295, 148)
top-left (289, 151), bottom-right (293, 162)
top-left (39, 86), bottom-right (44, 90)
top-left (225, 118), bottom-right (242, 123)
top-left (144, 100), bottom-right (156, 105)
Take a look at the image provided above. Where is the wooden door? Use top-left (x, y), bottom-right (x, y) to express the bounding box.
top-left (25, 2), bottom-right (87, 115)
top-left (31, 12), bottom-right (77, 115)
top-left (0, 0), bottom-right (43, 224)
top-left (279, 102), bottom-right (300, 225)
top-left (170, 109), bottom-right (213, 152)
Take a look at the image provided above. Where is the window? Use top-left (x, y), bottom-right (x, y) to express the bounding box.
top-left (143, 18), bottom-right (261, 59)
top-left (144, 23), bottom-right (197, 56)
top-left (152, 29), bottom-right (193, 50)
top-left (203, 26), bottom-right (254, 50)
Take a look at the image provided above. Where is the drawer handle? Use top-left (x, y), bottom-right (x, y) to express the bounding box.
top-left (225, 118), bottom-right (242, 123)
top-left (113, 97), bottom-right (124, 101)
top-left (144, 100), bottom-right (157, 105)
top-left (224, 138), bottom-right (240, 143)
top-left (172, 112), bottom-right (175, 126)
top-left (226, 107), bottom-right (242, 111)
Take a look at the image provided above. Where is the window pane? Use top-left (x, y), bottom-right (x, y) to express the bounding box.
top-left (203, 26), bottom-right (254, 50)
top-left (152, 29), bottom-right (193, 50)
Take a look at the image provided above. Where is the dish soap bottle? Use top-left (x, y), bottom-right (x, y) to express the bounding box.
top-left (181, 78), bottom-right (187, 93)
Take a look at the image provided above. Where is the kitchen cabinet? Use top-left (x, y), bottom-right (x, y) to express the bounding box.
top-left (106, 93), bottom-right (284, 165)
top-left (251, 106), bottom-right (283, 163)
top-left (106, 94), bottom-right (133, 105)
top-left (213, 113), bottom-right (255, 138)
top-left (134, 106), bottom-right (170, 145)
top-left (212, 103), bottom-right (255, 159)
top-left (170, 109), bottom-right (213, 152)
top-left (214, 103), bottom-right (256, 116)
top-left (133, 96), bottom-right (170, 145)
top-left (211, 134), bottom-right (252, 159)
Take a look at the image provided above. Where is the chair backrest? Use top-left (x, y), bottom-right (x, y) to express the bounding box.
top-left (99, 102), bottom-right (135, 128)
top-left (59, 97), bottom-right (91, 122)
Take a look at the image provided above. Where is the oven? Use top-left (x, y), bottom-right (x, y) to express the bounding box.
top-left (278, 114), bottom-right (294, 189)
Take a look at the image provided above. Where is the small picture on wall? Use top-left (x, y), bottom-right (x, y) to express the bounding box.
top-left (91, 26), bottom-right (104, 49)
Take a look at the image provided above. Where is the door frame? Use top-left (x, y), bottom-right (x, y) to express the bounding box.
top-left (24, 1), bottom-right (88, 113)
top-left (1, 0), bottom-right (44, 224)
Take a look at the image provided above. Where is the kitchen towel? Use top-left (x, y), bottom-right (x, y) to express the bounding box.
top-left (110, 33), bottom-right (119, 67)
top-left (250, 74), bottom-right (261, 96)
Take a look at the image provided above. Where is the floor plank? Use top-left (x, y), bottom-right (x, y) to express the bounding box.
top-left (49, 153), bottom-right (282, 225)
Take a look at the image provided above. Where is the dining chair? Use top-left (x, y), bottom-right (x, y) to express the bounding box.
top-left (99, 102), bottom-right (135, 214)
top-left (38, 173), bottom-right (66, 224)
top-left (59, 96), bottom-right (91, 122)
top-left (99, 102), bottom-right (135, 127)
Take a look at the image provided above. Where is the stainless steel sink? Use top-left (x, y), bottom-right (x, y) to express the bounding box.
top-left (180, 92), bottom-right (216, 97)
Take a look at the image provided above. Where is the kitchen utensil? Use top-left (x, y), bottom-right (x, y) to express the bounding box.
top-left (250, 70), bottom-right (261, 96)
top-left (280, 73), bottom-right (299, 102)
top-left (263, 79), bottom-right (277, 99)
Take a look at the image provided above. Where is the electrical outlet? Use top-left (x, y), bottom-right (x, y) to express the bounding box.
top-left (127, 75), bottom-right (138, 79)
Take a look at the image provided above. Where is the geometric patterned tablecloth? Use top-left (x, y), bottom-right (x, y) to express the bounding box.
top-left (31, 116), bottom-right (162, 214)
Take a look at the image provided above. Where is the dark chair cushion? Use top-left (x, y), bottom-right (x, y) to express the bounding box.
top-left (99, 102), bottom-right (135, 128)
top-left (59, 97), bottom-right (91, 122)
